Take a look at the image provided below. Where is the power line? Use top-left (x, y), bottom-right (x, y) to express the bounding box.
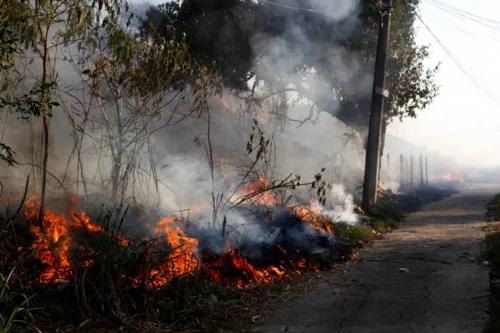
top-left (260, 0), bottom-right (321, 12)
top-left (416, 12), bottom-right (500, 104)
top-left (428, 0), bottom-right (500, 25)
top-left (425, 0), bottom-right (500, 33)
top-left (419, 7), bottom-right (500, 43)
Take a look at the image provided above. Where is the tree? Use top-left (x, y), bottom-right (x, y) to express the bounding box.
top-left (140, 0), bottom-right (440, 147)
top-left (0, 0), bottom-right (34, 166)
top-left (62, 5), bottom-right (220, 204)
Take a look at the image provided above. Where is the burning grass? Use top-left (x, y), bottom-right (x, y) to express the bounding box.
top-left (0, 183), bottom-right (455, 332)
top-left (0, 193), bottom-right (353, 332)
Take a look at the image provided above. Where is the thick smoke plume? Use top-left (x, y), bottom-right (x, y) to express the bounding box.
top-left (0, 0), bottom-right (376, 251)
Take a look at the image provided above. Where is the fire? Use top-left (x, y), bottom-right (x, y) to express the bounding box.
top-left (17, 195), bottom-right (299, 289)
top-left (239, 178), bottom-right (336, 233)
top-left (441, 168), bottom-right (464, 183)
top-left (203, 242), bottom-right (284, 288)
top-left (239, 176), bottom-right (277, 206)
top-left (153, 217), bottom-right (199, 280)
top-left (292, 201), bottom-right (335, 234)
top-left (8, 174), bottom-right (344, 290)
top-left (23, 196), bottom-right (121, 283)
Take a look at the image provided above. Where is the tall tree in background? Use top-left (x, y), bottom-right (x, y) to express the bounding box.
top-left (140, 0), bottom-right (439, 148)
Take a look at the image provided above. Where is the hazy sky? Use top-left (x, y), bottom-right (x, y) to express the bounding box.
top-left (387, 0), bottom-right (500, 167)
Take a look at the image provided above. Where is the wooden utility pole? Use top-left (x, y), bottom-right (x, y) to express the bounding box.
top-left (405, 158), bottom-right (409, 186)
top-left (419, 154), bottom-right (424, 185)
top-left (410, 155), bottom-right (414, 190)
top-left (399, 154), bottom-right (404, 186)
top-left (361, 0), bottom-right (393, 212)
top-left (386, 154), bottom-right (391, 183)
top-left (425, 156), bottom-right (429, 184)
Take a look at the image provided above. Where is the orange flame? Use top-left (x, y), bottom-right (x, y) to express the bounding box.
top-left (200, 241), bottom-right (318, 288)
top-left (441, 168), bottom-right (464, 183)
top-left (24, 196), bottom-right (104, 282)
top-left (12, 174), bottom-right (342, 289)
top-left (239, 176), bottom-right (277, 206)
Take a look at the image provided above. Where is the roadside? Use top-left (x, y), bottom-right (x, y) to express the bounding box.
top-left (252, 186), bottom-right (495, 333)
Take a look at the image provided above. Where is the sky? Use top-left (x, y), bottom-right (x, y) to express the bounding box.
top-left (387, 0), bottom-right (500, 167)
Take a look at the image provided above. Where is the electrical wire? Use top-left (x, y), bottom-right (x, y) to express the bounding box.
top-left (261, 0), bottom-right (499, 103)
top-left (424, 0), bottom-right (500, 33)
top-left (260, 0), bottom-right (322, 12)
top-left (428, 0), bottom-right (500, 25)
top-left (419, 7), bottom-right (500, 42)
top-left (416, 12), bottom-right (500, 104)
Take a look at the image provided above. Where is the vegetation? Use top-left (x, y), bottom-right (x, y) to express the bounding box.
top-left (483, 194), bottom-right (500, 333)
top-left (0, 183), bottom-right (455, 332)
top-left (0, 0), bottom-right (451, 331)
top-left (140, 0), bottom-right (440, 150)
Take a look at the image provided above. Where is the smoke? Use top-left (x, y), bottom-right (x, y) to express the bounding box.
top-left (250, 0), bottom-right (371, 111)
top-left (307, 0), bottom-right (361, 25)
top-left (323, 184), bottom-right (358, 225)
top-left (0, 0), bottom-right (376, 251)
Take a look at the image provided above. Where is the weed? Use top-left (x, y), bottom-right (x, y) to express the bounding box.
top-left (330, 223), bottom-right (375, 243)
top-left (0, 266), bottom-right (40, 333)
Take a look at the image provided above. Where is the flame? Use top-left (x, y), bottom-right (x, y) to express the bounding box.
top-left (11, 174), bottom-right (342, 290)
top-left (239, 177), bottom-right (337, 234)
top-left (24, 195), bottom-right (104, 283)
top-left (239, 176), bottom-right (278, 206)
top-left (292, 201), bottom-right (334, 234)
top-left (441, 168), bottom-right (464, 183)
top-left (200, 241), bottom-right (317, 288)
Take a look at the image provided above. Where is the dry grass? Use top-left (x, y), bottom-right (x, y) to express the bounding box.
top-left (76, 271), bottom-right (330, 333)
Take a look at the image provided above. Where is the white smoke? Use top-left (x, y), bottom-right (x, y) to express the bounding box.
top-left (0, 0), bottom-right (371, 244)
top-left (323, 184), bottom-right (358, 225)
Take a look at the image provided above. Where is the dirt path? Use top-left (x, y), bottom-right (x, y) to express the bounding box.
top-left (252, 185), bottom-right (498, 333)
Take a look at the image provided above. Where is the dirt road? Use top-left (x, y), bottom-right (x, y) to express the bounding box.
top-left (252, 185), bottom-right (498, 333)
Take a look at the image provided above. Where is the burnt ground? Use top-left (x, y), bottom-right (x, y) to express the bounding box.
top-left (251, 184), bottom-right (499, 333)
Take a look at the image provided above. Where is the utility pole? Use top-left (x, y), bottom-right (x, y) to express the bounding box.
top-left (420, 154), bottom-right (424, 185)
top-left (387, 154), bottom-right (391, 183)
top-left (410, 155), bottom-right (414, 190)
top-left (361, 0), bottom-right (393, 212)
top-left (399, 154), bottom-right (404, 187)
top-left (425, 156), bottom-right (429, 184)
top-left (405, 157), bottom-right (409, 187)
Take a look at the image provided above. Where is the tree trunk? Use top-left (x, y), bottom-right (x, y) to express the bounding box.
top-left (38, 114), bottom-right (50, 226)
top-left (38, 29), bottom-right (51, 227)
top-left (111, 151), bottom-right (122, 203)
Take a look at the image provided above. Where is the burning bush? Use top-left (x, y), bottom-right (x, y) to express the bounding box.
top-left (0, 177), bottom-right (457, 331)
top-left (0, 187), bottom-right (359, 330)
